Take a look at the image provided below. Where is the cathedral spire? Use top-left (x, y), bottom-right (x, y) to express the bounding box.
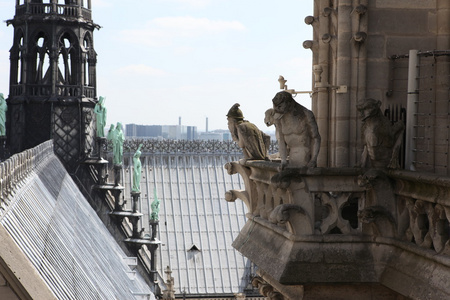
top-left (6, 0), bottom-right (100, 172)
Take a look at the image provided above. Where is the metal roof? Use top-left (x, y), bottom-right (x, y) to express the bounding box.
top-left (119, 152), bottom-right (254, 296)
top-left (0, 152), bottom-right (154, 300)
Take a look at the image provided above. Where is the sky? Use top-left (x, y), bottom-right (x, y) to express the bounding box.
top-left (0, 0), bottom-right (314, 132)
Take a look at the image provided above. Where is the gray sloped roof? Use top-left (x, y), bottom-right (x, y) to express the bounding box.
top-left (120, 152), bottom-right (253, 296)
top-left (0, 149), bottom-right (154, 300)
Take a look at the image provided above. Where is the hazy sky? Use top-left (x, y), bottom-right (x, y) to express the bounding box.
top-left (0, 0), bottom-right (314, 132)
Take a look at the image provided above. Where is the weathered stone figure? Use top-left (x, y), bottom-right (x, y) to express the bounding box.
top-left (132, 144), bottom-right (143, 192)
top-left (265, 108), bottom-right (285, 160)
top-left (0, 93), bottom-right (7, 136)
top-left (227, 103), bottom-right (269, 161)
top-left (358, 98), bottom-right (405, 169)
top-left (94, 96), bottom-right (107, 138)
top-left (272, 91), bottom-right (321, 168)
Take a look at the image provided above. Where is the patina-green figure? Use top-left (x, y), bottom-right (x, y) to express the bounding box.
top-left (107, 123), bottom-right (116, 152)
top-left (132, 144), bottom-right (143, 192)
top-left (108, 122), bottom-right (124, 165)
top-left (114, 122), bottom-right (124, 165)
top-left (151, 189), bottom-right (160, 221)
top-left (107, 124), bottom-right (115, 140)
top-left (0, 93), bottom-right (7, 136)
top-left (94, 96), bottom-right (107, 138)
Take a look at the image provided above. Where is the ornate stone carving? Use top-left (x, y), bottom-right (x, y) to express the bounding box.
top-left (269, 203), bottom-right (313, 235)
top-left (224, 161), bottom-right (257, 213)
top-left (405, 200), bottom-right (450, 253)
top-left (318, 192), bottom-right (358, 234)
top-left (252, 276), bottom-right (285, 300)
top-left (271, 91), bottom-right (321, 169)
top-left (357, 98), bottom-right (404, 169)
top-left (358, 206), bottom-right (397, 238)
top-left (226, 103), bottom-right (270, 162)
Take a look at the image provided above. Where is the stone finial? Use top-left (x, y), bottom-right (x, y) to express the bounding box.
top-left (271, 91), bottom-right (321, 169)
top-left (358, 98), bottom-right (404, 169)
top-left (162, 266), bottom-right (175, 300)
top-left (226, 103), bottom-right (269, 162)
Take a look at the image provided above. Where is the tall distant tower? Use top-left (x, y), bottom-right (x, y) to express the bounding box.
top-left (6, 0), bottom-right (99, 171)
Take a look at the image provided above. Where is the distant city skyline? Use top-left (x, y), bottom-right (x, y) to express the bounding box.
top-left (0, 0), bottom-right (314, 132)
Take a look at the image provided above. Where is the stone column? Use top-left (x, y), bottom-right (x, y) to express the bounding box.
top-left (334, 0), bottom-right (352, 167)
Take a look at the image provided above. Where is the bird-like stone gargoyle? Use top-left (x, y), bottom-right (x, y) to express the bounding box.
top-left (227, 103), bottom-right (270, 162)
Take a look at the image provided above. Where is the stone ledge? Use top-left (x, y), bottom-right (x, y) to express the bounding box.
top-left (234, 217), bottom-right (450, 298)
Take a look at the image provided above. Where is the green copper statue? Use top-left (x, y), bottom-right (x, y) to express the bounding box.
top-left (107, 123), bottom-right (116, 150)
top-left (151, 189), bottom-right (160, 221)
top-left (108, 122), bottom-right (124, 165)
top-left (94, 96), bottom-right (107, 138)
top-left (0, 93), bottom-right (7, 136)
top-left (132, 144), bottom-right (143, 193)
top-left (107, 124), bottom-right (115, 140)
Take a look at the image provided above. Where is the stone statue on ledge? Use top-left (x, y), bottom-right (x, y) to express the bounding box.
top-left (151, 189), bottom-right (160, 221)
top-left (94, 96), bottom-right (107, 138)
top-left (108, 122), bottom-right (125, 166)
top-left (227, 103), bottom-right (269, 162)
top-left (271, 91), bottom-right (321, 169)
top-left (0, 93), bottom-right (7, 136)
top-left (132, 144), bottom-right (143, 193)
top-left (357, 98), bottom-right (404, 169)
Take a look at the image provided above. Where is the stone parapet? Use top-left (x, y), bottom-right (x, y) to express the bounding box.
top-left (0, 140), bottom-right (53, 203)
top-left (225, 160), bottom-right (450, 299)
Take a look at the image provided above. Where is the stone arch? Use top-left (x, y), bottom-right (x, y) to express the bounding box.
top-left (82, 31), bottom-right (95, 87)
top-left (56, 30), bottom-right (80, 87)
top-left (29, 30), bottom-right (51, 87)
top-left (10, 28), bottom-right (25, 85)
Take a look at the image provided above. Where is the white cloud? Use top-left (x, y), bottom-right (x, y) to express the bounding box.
top-left (173, 46), bottom-right (194, 55)
top-left (280, 56), bottom-right (313, 69)
top-left (91, 0), bottom-right (112, 8)
top-left (206, 67), bottom-right (243, 74)
top-left (153, 16), bottom-right (245, 35)
top-left (168, 0), bottom-right (212, 8)
top-left (116, 64), bottom-right (169, 77)
top-left (118, 16), bottom-right (245, 47)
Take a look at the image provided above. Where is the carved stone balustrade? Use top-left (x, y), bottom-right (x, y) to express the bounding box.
top-left (225, 160), bottom-right (450, 300)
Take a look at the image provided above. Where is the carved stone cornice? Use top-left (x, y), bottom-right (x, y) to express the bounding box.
top-left (252, 276), bottom-right (286, 300)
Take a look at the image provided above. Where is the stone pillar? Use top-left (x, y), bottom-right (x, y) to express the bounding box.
top-left (314, 0), bottom-right (331, 167)
top-left (436, 0), bottom-right (450, 175)
top-left (114, 164), bottom-right (122, 186)
top-left (334, 0), bottom-right (352, 167)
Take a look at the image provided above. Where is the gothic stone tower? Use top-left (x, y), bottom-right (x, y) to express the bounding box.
top-left (6, 0), bottom-right (99, 172)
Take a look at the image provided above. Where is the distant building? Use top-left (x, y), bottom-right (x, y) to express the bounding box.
top-left (125, 124), bottom-right (198, 140)
top-left (198, 132), bottom-right (223, 141)
top-left (198, 129), bottom-right (232, 141)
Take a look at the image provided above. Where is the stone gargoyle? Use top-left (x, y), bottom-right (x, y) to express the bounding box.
top-left (357, 98), bottom-right (405, 169)
top-left (227, 103), bottom-right (270, 162)
top-left (271, 91), bottom-right (321, 169)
